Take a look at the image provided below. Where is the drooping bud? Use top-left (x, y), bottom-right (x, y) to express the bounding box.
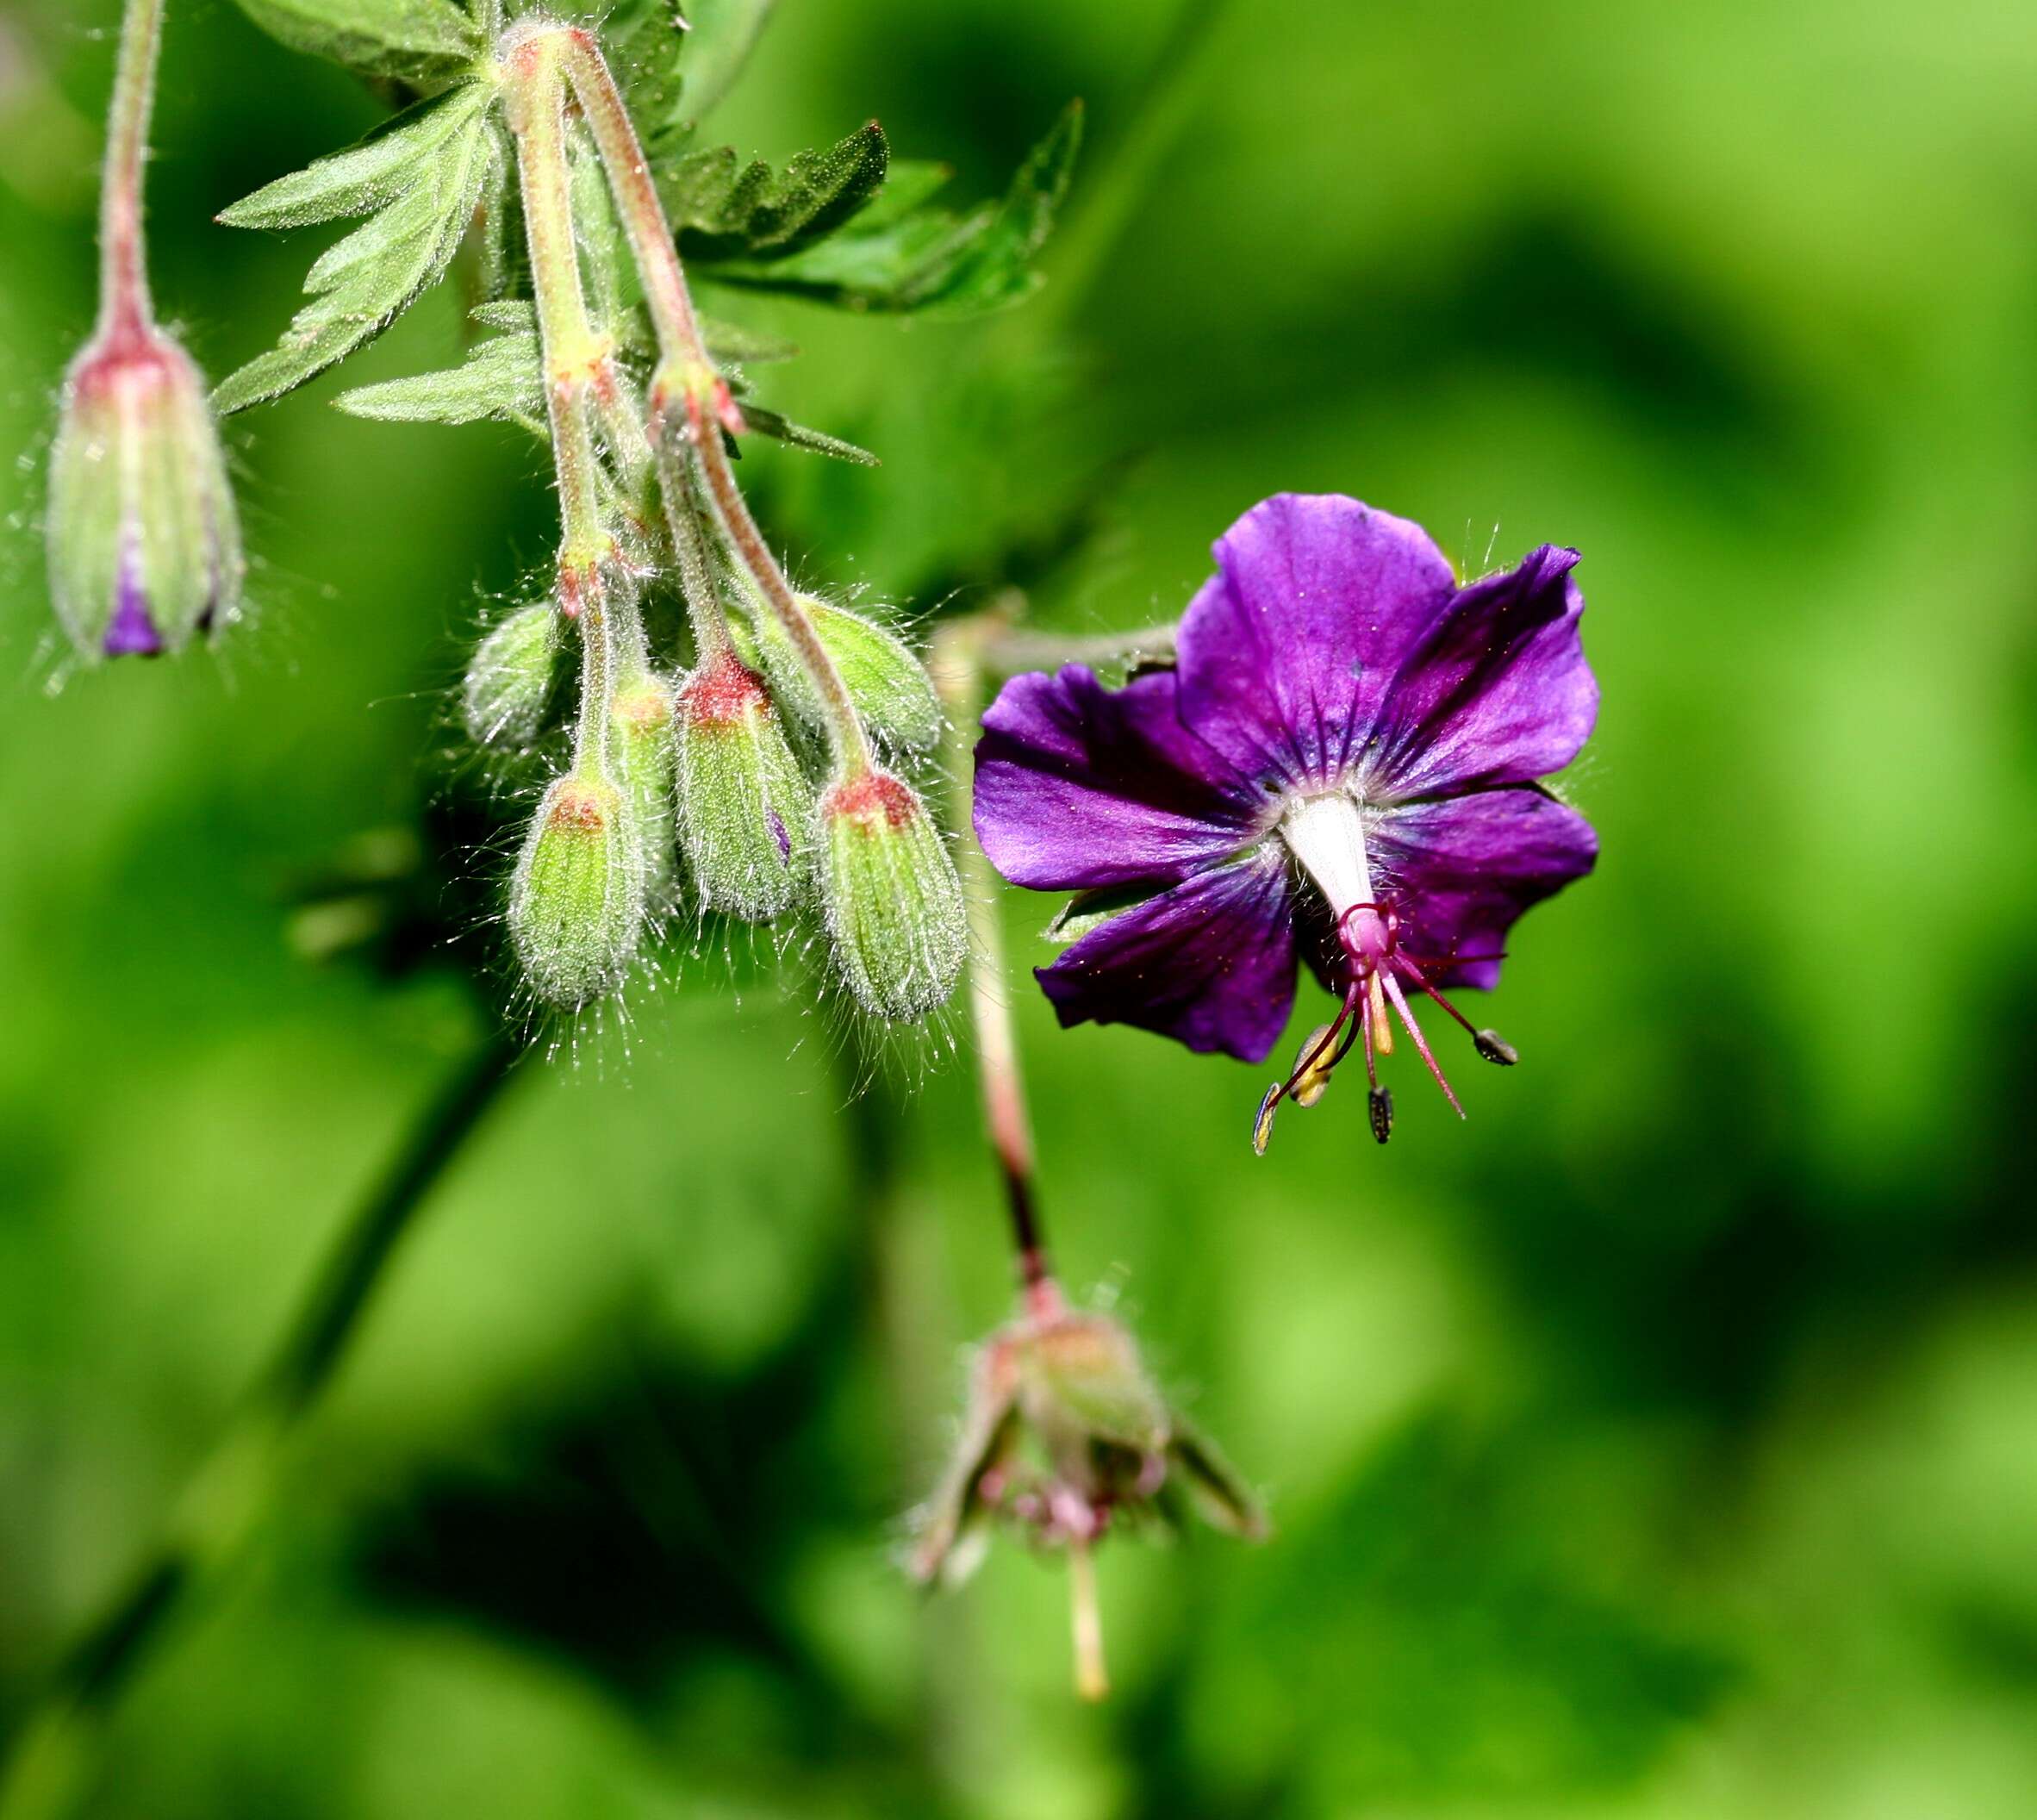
top-left (911, 1295), bottom-right (1266, 1699)
top-left (608, 672), bottom-right (678, 906)
top-left (740, 595), bottom-right (944, 754)
top-left (463, 602), bottom-right (563, 748)
top-left (508, 774), bottom-right (644, 1008)
top-left (818, 766), bottom-right (966, 1021)
top-left (47, 323), bottom-right (242, 661)
top-left (673, 650), bottom-right (813, 920)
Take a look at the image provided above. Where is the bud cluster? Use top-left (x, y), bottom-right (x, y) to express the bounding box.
top-left (471, 552), bottom-right (964, 1024)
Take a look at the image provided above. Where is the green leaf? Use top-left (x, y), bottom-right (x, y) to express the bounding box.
top-left (214, 83), bottom-right (495, 414)
top-left (215, 84), bottom-right (486, 230)
top-left (664, 122), bottom-right (888, 259)
top-left (702, 103), bottom-right (1082, 316)
top-left (332, 330), bottom-right (541, 424)
top-left (230, 0), bottom-right (481, 81)
top-left (733, 405), bottom-right (877, 465)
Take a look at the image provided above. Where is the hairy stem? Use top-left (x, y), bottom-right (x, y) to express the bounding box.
top-left (501, 28), bottom-right (615, 774)
top-left (0, 1033), bottom-right (518, 1820)
top-left (652, 439), bottom-right (735, 663)
top-left (97, 0), bottom-right (165, 341)
top-left (981, 620), bottom-right (1178, 677)
top-left (933, 620), bottom-right (1053, 1306)
top-left (533, 22), bottom-right (874, 775)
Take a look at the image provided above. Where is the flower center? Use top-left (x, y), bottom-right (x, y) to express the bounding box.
top-left (1255, 792), bottom-right (1518, 1154)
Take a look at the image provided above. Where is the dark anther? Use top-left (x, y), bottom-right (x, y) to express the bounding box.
top-left (1473, 1029), bottom-right (1518, 1066)
top-left (1367, 1085), bottom-right (1393, 1145)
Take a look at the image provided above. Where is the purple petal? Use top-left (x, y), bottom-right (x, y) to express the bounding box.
top-left (1037, 848), bottom-right (1298, 1063)
top-left (975, 665), bottom-right (1260, 891)
top-left (103, 558), bottom-right (165, 658)
top-left (1367, 787), bottom-right (1598, 990)
top-left (1175, 495), bottom-right (1459, 791)
top-left (1361, 545), bottom-right (1597, 799)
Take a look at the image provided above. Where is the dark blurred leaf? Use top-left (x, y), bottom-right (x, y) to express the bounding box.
top-left (670, 0), bottom-right (778, 122)
top-left (231, 0), bottom-right (482, 80)
top-left (707, 103), bottom-right (1082, 315)
top-left (665, 122), bottom-right (889, 259)
top-left (215, 84), bottom-right (495, 412)
top-left (597, 0), bottom-right (691, 153)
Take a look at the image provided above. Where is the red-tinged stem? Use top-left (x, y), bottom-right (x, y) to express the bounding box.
top-left (97, 0), bottom-right (165, 344)
top-left (689, 412), bottom-right (873, 774)
top-left (533, 22), bottom-right (873, 776)
top-left (500, 28), bottom-right (616, 776)
top-left (934, 620), bottom-right (1054, 1310)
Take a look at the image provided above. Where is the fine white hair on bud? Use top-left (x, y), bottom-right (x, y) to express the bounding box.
top-left (740, 594), bottom-right (945, 756)
top-left (47, 322), bottom-right (243, 662)
top-left (673, 649), bottom-right (813, 922)
top-left (508, 773), bottom-right (646, 1009)
top-left (464, 602), bottom-right (563, 748)
top-left (818, 765), bottom-right (967, 1022)
top-left (608, 671), bottom-right (678, 908)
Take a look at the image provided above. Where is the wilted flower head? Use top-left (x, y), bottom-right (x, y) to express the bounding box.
top-left (47, 321), bottom-right (242, 661)
top-left (912, 1284), bottom-right (1263, 1698)
top-left (974, 494), bottom-right (1598, 1149)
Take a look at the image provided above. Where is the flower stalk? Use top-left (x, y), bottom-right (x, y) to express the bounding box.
top-left (526, 20), bottom-right (875, 780)
top-left (936, 615), bottom-right (1054, 1309)
top-left (97, 0), bottom-right (164, 344)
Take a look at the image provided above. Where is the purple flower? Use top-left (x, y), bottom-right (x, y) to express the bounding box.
top-left (973, 494), bottom-right (1598, 1148)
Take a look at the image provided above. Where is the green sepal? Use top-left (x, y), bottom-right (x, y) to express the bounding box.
top-left (214, 83), bottom-right (495, 413)
top-left (462, 602), bottom-right (562, 748)
top-left (230, 0), bottom-right (482, 82)
top-left (733, 596), bottom-right (943, 754)
top-left (508, 775), bottom-right (646, 1010)
top-left (609, 673), bottom-right (680, 908)
top-left (673, 651), bottom-right (813, 921)
top-left (818, 768), bottom-right (965, 1021)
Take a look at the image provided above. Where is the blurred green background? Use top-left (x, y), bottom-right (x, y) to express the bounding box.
top-left (4, 0), bottom-right (2037, 1814)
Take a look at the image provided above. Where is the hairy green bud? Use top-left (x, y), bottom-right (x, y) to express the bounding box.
top-left (47, 322), bottom-right (242, 660)
top-left (508, 775), bottom-right (644, 1008)
top-left (463, 602), bottom-right (562, 747)
top-left (818, 766), bottom-right (966, 1020)
top-left (673, 651), bottom-right (813, 921)
top-left (610, 672), bottom-right (678, 906)
top-left (741, 595), bottom-right (944, 753)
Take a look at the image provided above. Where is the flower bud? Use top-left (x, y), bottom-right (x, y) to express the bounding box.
top-left (742, 595), bottom-right (944, 754)
top-left (673, 650), bottom-right (813, 921)
top-left (819, 766), bottom-right (966, 1021)
top-left (609, 672), bottom-right (678, 906)
top-left (47, 323), bottom-right (241, 661)
top-left (463, 603), bottom-right (562, 748)
top-left (508, 774), bottom-right (645, 1008)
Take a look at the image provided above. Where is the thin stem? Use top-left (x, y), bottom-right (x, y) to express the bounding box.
top-left (0, 1033), bottom-right (519, 1820)
top-left (691, 421), bottom-right (873, 773)
top-left (97, 0), bottom-right (165, 341)
top-left (501, 30), bottom-right (617, 775)
top-left (652, 439), bottom-right (734, 662)
top-left (533, 22), bottom-right (874, 776)
top-left (933, 620), bottom-right (1052, 1306)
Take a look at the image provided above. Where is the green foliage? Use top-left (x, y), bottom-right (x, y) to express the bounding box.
top-left (214, 84), bottom-right (496, 413)
top-left (230, 0), bottom-right (482, 81)
top-left (705, 103), bottom-right (1083, 315)
top-left (334, 327), bottom-right (541, 427)
top-left (663, 122), bottom-right (888, 259)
